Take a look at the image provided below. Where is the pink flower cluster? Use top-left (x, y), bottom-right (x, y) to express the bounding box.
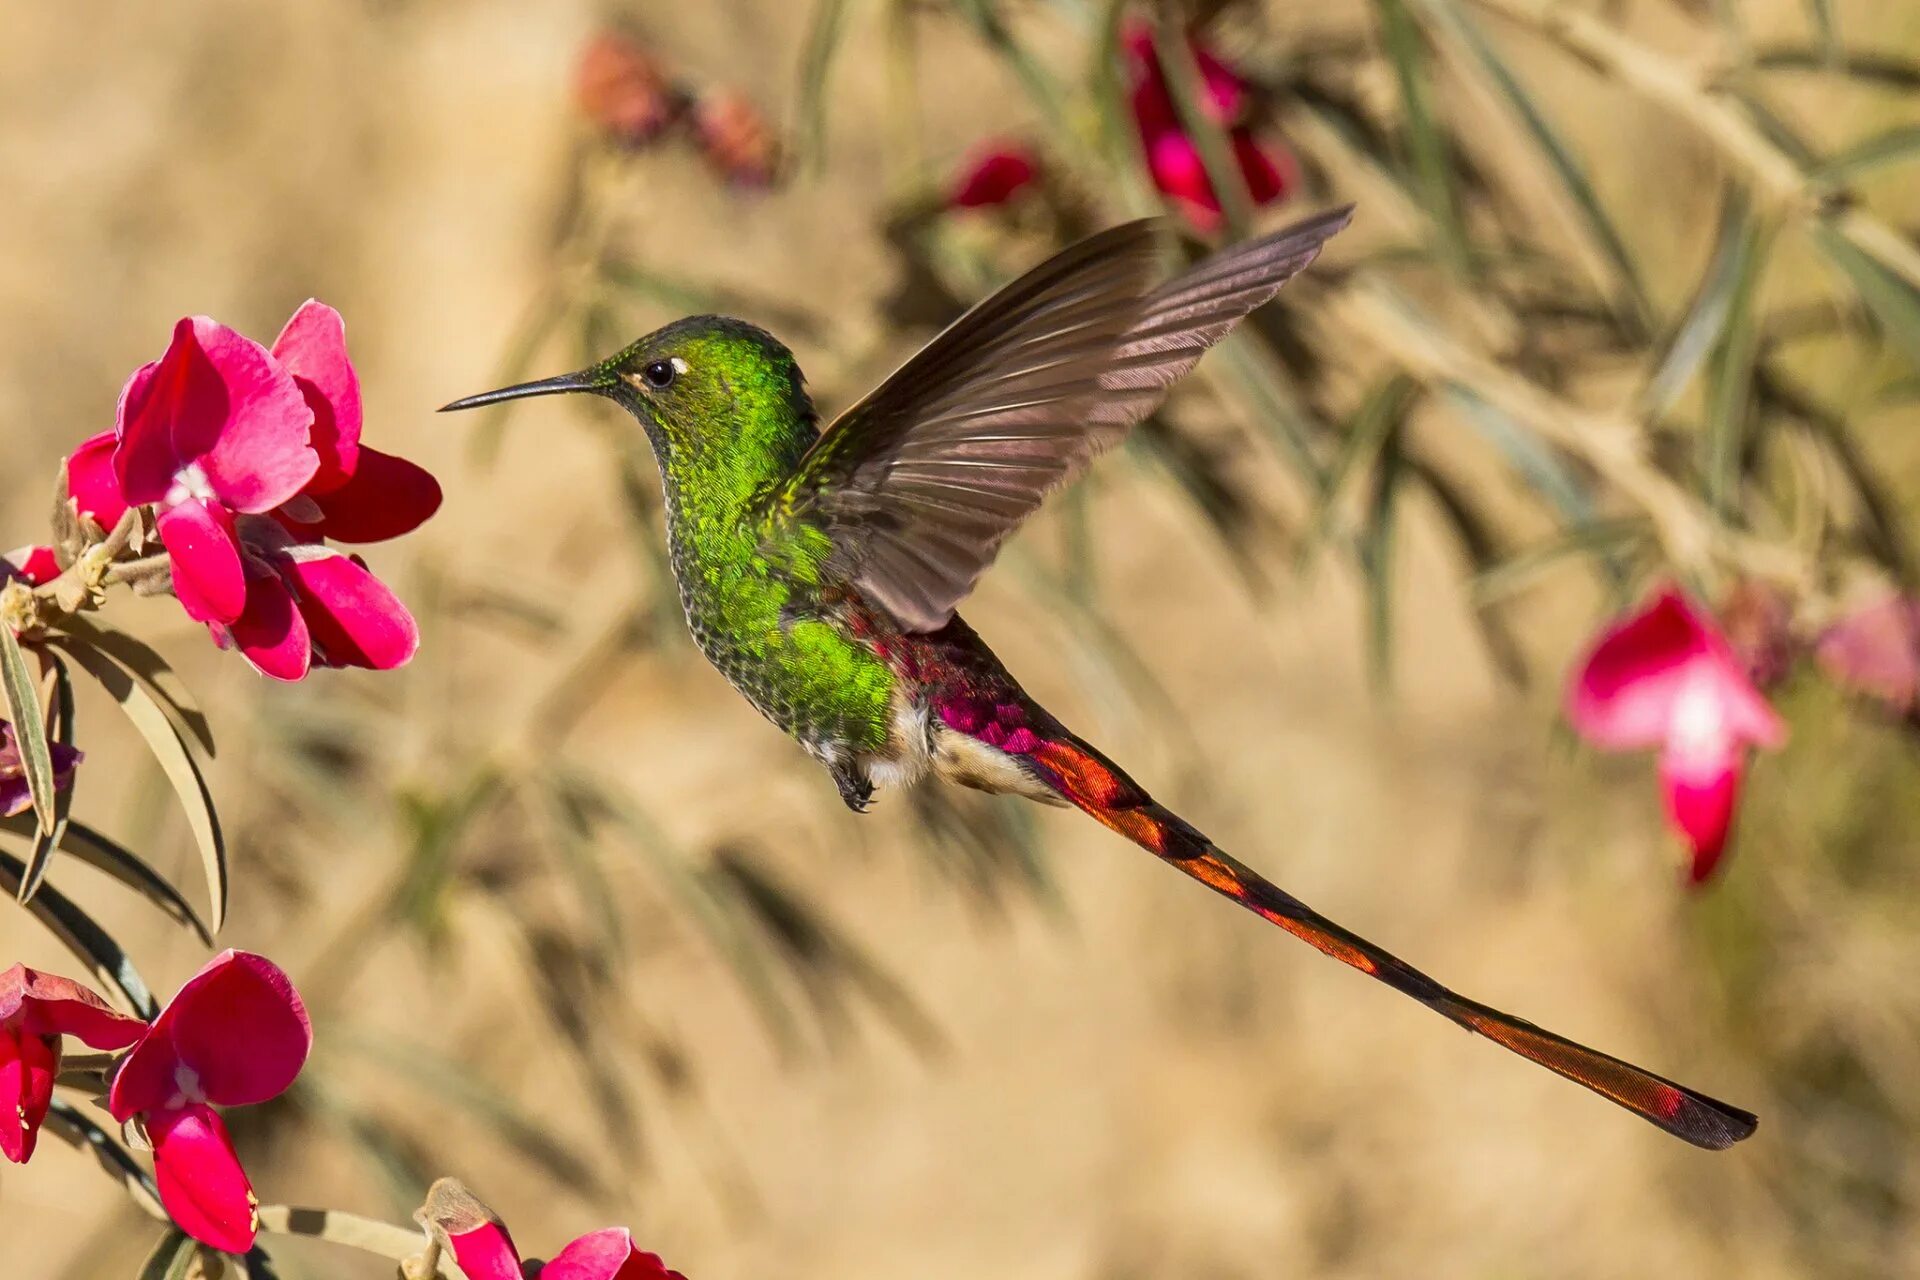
top-left (2, 952), bottom-right (309, 1254)
top-left (428, 1178), bottom-right (687, 1280)
top-left (65, 302), bottom-right (440, 681)
top-left (946, 21), bottom-right (1295, 232)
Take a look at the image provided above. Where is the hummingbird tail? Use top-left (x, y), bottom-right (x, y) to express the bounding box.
top-left (1012, 730), bottom-right (1758, 1150)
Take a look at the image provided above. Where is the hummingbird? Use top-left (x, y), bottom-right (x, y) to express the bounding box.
top-left (444, 207), bottom-right (1756, 1150)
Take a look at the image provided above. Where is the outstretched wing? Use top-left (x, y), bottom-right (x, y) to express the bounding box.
top-left (776, 206), bottom-right (1354, 632)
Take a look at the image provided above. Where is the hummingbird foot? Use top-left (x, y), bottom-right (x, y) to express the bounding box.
top-left (829, 759), bottom-right (875, 814)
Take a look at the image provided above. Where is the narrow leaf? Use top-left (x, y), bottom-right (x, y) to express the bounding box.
top-left (1301, 375), bottom-right (1419, 569)
top-left (1155, 9), bottom-right (1254, 238)
top-left (1360, 413), bottom-right (1405, 690)
top-left (1374, 0), bottom-right (1472, 275)
top-left (1812, 222), bottom-right (1920, 372)
top-left (16, 648), bottom-right (76, 902)
top-left (1803, 0), bottom-right (1841, 67)
top-left (53, 639), bottom-right (226, 934)
top-left (0, 625), bottom-right (57, 838)
top-left (1642, 187), bottom-right (1759, 419)
top-left (1816, 125), bottom-right (1920, 183)
top-left (1752, 45), bottom-right (1920, 89)
top-left (42, 1097), bottom-right (167, 1220)
top-left (1, 816), bottom-right (214, 944)
top-left (795, 0), bottom-right (856, 172)
top-left (1411, 0), bottom-right (1650, 329)
top-left (0, 847), bottom-right (159, 1017)
top-left (1703, 210), bottom-right (1776, 516)
top-left (56, 616), bottom-right (214, 756)
top-left (134, 1230), bottom-right (197, 1280)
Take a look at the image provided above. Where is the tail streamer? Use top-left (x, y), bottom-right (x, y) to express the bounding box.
top-left (1022, 733), bottom-right (1757, 1150)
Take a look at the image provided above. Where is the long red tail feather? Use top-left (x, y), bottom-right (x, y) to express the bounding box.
top-left (1020, 733), bottom-right (1757, 1150)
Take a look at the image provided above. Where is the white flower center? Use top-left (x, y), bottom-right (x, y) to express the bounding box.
top-left (167, 1063), bottom-right (207, 1109)
top-left (1667, 675), bottom-right (1732, 760)
top-left (167, 463), bottom-right (216, 506)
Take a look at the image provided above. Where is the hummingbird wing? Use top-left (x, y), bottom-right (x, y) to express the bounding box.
top-left (776, 206), bottom-right (1353, 632)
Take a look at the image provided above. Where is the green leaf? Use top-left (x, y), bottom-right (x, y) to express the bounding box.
top-left (134, 1230), bottom-right (197, 1280)
top-left (795, 0), bottom-right (857, 173)
top-left (1359, 412), bottom-right (1406, 691)
top-left (1470, 518), bottom-right (1651, 605)
top-left (1752, 45), bottom-right (1920, 89)
top-left (1301, 375), bottom-right (1419, 570)
top-left (52, 638), bottom-right (227, 935)
top-left (0, 847), bottom-right (159, 1017)
top-left (42, 1097), bottom-right (166, 1220)
top-left (1410, 0), bottom-right (1650, 330)
top-left (1374, 0), bottom-right (1471, 275)
top-left (1439, 383), bottom-right (1595, 526)
top-left (56, 616), bottom-right (214, 756)
top-left (1811, 222), bottom-right (1920, 372)
top-left (0, 626), bottom-right (58, 839)
top-left (1702, 208), bottom-right (1776, 516)
top-left (1154, 10), bottom-right (1254, 238)
top-left (1642, 187), bottom-right (1760, 420)
top-left (0, 816), bottom-right (214, 944)
top-left (1816, 125), bottom-right (1920, 183)
top-left (15, 648), bottom-right (75, 903)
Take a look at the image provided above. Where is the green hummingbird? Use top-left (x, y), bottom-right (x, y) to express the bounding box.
top-left (444, 207), bottom-right (1755, 1150)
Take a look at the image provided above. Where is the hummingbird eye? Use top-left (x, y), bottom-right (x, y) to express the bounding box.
top-left (641, 359), bottom-right (679, 390)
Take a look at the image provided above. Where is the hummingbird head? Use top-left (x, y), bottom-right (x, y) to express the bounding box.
top-left (441, 315), bottom-right (817, 475)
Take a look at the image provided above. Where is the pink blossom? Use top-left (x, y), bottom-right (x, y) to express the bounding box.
top-left (426, 1180), bottom-right (687, 1280)
top-left (1121, 22), bottom-right (1295, 231)
top-left (1566, 586), bottom-right (1787, 883)
top-left (0, 720), bottom-right (81, 820)
top-left (113, 317), bottom-right (320, 625)
top-left (949, 144), bottom-right (1041, 209)
top-left (1815, 594), bottom-right (1920, 715)
top-left (107, 950), bottom-right (312, 1254)
top-left (0, 964), bottom-right (146, 1163)
top-left (1, 545), bottom-right (61, 587)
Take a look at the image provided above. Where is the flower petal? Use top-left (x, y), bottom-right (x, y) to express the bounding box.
top-left (2, 545), bottom-right (62, 587)
top-left (115, 317), bottom-right (318, 512)
top-left (1232, 130), bottom-right (1294, 205)
top-left (109, 951), bottom-right (310, 1119)
top-left (228, 571), bottom-right (312, 682)
top-left (419, 1180), bottom-right (525, 1280)
top-left (0, 1026), bottom-right (59, 1163)
top-left (1144, 130), bottom-right (1223, 231)
top-left (1659, 742), bottom-right (1745, 884)
top-left (0, 963), bottom-right (148, 1048)
top-left (949, 144), bottom-right (1040, 209)
top-left (159, 499), bottom-right (248, 624)
top-left (305, 447), bottom-right (442, 544)
top-left (1567, 586), bottom-right (1784, 752)
top-left (1816, 594), bottom-right (1920, 714)
top-left (540, 1228), bottom-right (686, 1280)
top-left (284, 551), bottom-right (419, 671)
top-left (271, 300), bottom-right (362, 494)
top-left (67, 430), bottom-right (130, 527)
top-left (149, 1103), bottom-right (258, 1254)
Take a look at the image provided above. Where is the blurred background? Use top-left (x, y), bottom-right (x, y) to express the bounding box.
top-left (5, 0), bottom-right (1920, 1275)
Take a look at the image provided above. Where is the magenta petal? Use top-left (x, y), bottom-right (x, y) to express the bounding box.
top-left (1232, 130), bottom-right (1294, 206)
top-left (1145, 130), bottom-right (1223, 230)
top-left (149, 1103), bottom-right (258, 1254)
top-left (307, 447), bottom-right (442, 543)
top-left (115, 317), bottom-right (318, 511)
top-left (2, 545), bottom-right (61, 587)
top-left (283, 552), bottom-right (419, 670)
top-left (159, 500), bottom-right (247, 624)
top-left (230, 572), bottom-right (312, 682)
top-left (1816, 595), bottom-right (1920, 713)
top-left (109, 951), bottom-right (311, 1119)
top-left (446, 1220), bottom-right (527, 1280)
top-left (541, 1228), bottom-right (684, 1280)
top-left (1659, 742), bottom-right (1744, 884)
top-left (1567, 586), bottom-right (1784, 751)
top-left (0, 963), bottom-right (148, 1049)
top-left (271, 300), bottom-right (362, 494)
top-left (0, 1026), bottom-right (58, 1163)
top-left (67, 430), bottom-right (130, 527)
top-left (949, 145), bottom-right (1040, 209)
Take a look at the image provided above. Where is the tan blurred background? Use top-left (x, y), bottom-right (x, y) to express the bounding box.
top-left (5, 1), bottom-right (1920, 1277)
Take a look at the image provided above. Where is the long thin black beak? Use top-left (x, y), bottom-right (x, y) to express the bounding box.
top-left (439, 370), bottom-right (599, 413)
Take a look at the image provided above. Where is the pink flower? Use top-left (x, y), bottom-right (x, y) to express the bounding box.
top-left (1121, 22), bottom-right (1295, 232)
top-left (113, 317), bottom-right (320, 625)
top-left (0, 964), bottom-right (145, 1163)
top-left (948, 143), bottom-right (1041, 209)
top-left (0, 720), bottom-right (81, 819)
top-left (424, 1180), bottom-right (687, 1280)
top-left (105, 302), bottom-right (439, 681)
top-left (691, 89), bottom-right (779, 188)
top-left (1816, 594), bottom-right (1920, 715)
top-left (575, 29), bottom-right (684, 146)
top-left (107, 950), bottom-right (312, 1254)
top-left (1567, 586), bottom-right (1787, 884)
top-left (1, 545), bottom-right (61, 587)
